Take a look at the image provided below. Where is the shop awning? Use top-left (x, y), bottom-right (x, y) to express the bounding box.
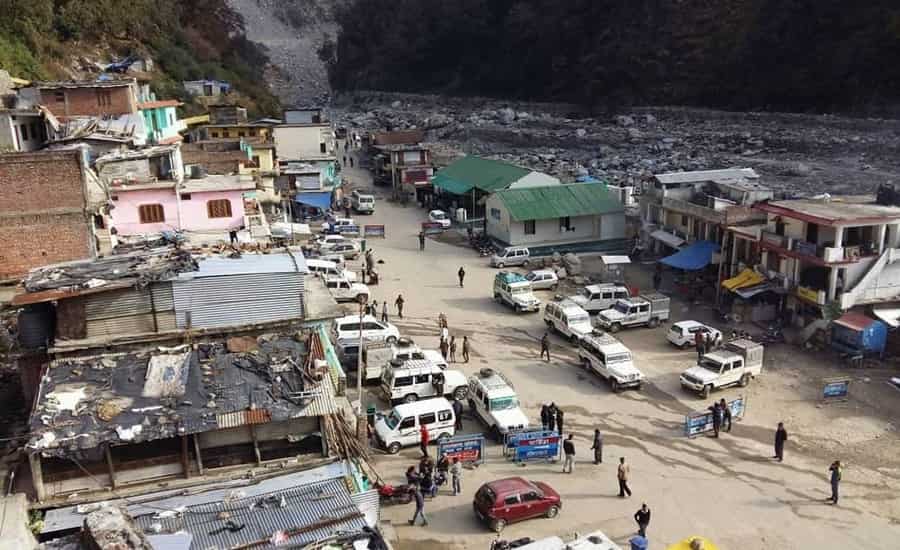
top-left (722, 268), bottom-right (765, 291)
top-left (294, 191), bottom-right (332, 210)
top-left (873, 306), bottom-right (900, 328)
top-left (734, 282), bottom-right (774, 299)
top-left (650, 229), bottom-right (685, 249)
top-left (660, 240), bottom-right (719, 270)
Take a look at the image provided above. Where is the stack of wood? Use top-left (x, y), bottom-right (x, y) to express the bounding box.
top-left (322, 411), bottom-right (383, 485)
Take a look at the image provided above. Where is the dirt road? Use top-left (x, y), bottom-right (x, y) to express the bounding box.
top-left (337, 155), bottom-right (900, 550)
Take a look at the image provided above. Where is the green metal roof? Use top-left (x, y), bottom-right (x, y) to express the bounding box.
top-left (432, 156), bottom-right (531, 195)
top-left (494, 183), bottom-right (624, 221)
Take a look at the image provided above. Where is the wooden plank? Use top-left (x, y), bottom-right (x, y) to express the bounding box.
top-left (105, 445), bottom-right (118, 489)
top-left (193, 435), bottom-right (204, 475)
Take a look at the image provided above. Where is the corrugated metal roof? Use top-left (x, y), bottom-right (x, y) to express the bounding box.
top-left (180, 252), bottom-right (308, 279)
top-left (134, 477), bottom-right (368, 550)
top-left (432, 156), bottom-right (531, 195)
top-left (495, 183), bottom-right (624, 221)
top-left (654, 168), bottom-right (760, 185)
top-left (217, 408), bottom-right (273, 429)
top-left (834, 312), bottom-right (877, 331)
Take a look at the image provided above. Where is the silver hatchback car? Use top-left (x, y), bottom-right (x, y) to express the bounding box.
top-left (491, 246), bottom-right (531, 268)
top-left (525, 269), bottom-right (559, 290)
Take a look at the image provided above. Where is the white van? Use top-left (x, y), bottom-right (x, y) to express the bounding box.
top-left (306, 259), bottom-right (357, 282)
top-left (380, 359), bottom-right (468, 404)
top-left (332, 314), bottom-right (400, 343)
top-left (491, 246), bottom-right (531, 268)
top-left (375, 398), bottom-right (456, 454)
top-left (351, 190), bottom-right (375, 214)
top-left (543, 299), bottom-right (593, 342)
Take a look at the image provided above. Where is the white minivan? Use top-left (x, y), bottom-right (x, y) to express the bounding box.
top-left (543, 299), bottom-right (593, 342)
top-left (306, 258), bottom-right (357, 282)
top-left (380, 359), bottom-right (469, 404)
top-left (375, 398), bottom-right (456, 454)
top-left (491, 246), bottom-right (531, 268)
top-left (332, 314), bottom-right (400, 343)
top-left (351, 190), bottom-right (375, 214)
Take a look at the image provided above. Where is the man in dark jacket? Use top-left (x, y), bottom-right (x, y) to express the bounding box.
top-left (395, 294), bottom-right (405, 318)
top-left (694, 331), bottom-right (705, 360)
top-left (555, 407), bottom-right (564, 435)
top-left (452, 398), bottom-right (464, 431)
top-left (591, 429), bottom-right (603, 464)
top-left (540, 332), bottom-right (551, 362)
top-left (547, 403), bottom-right (557, 432)
top-left (828, 460), bottom-right (842, 504)
top-left (458, 266), bottom-right (466, 287)
top-left (774, 422), bottom-right (788, 462)
top-left (634, 503), bottom-right (651, 537)
top-left (709, 402), bottom-right (721, 438)
top-left (540, 404), bottom-right (550, 430)
top-left (562, 434), bottom-right (576, 473)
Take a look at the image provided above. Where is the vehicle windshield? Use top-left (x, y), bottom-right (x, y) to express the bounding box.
top-left (579, 288), bottom-right (594, 299)
top-left (384, 410), bottom-right (401, 430)
top-left (510, 286), bottom-right (531, 295)
top-left (432, 211), bottom-right (446, 220)
top-left (570, 314), bottom-right (590, 325)
top-left (614, 302), bottom-right (630, 314)
top-left (525, 272), bottom-right (537, 281)
top-left (607, 352), bottom-right (631, 364)
top-left (490, 396), bottom-right (519, 411)
top-left (698, 357), bottom-right (722, 372)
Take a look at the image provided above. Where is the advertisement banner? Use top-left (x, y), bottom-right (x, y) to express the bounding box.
top-left (684, 395), bottom-right (747, 438)
top-left (437, 434), bottom-right (485, 465)
top-left (336, 224), bottom-right (361, 236)
top-left (363, 224), bottom-right (386, 238)
top-left (504, 430), bottom-right (561, 462)
top-left (421, 222), bottom-right (445, 235)
top-left (822, 377), bottom-right (851, 402)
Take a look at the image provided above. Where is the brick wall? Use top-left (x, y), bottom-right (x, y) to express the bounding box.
top-left (39, 85), bottom-right (136, 118)
top-left (0, 150), bottom-right (93, 278)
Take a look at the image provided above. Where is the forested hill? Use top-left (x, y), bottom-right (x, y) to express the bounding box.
top-left (322, 0), bottom-right (900, 112)
top-left (0, 0), bottom-right (279, 116)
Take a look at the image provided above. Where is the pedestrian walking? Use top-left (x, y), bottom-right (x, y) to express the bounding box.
top-left (694, 331), bottom-right (705, 361)
top-left (452, 398), bottom-right (464, 430)
top-left (720, 398), bottom-right (732, 432)
top-left (420, 470), bottom-right (436, 498)
top-left (556, 407), bottom-right (564, 435)
top-left (440, 325), bottom-right (449, 344)
top-left (439, 339), bottom-right (449, 360)
top-left (395, 294), bottom-right (405, 318)
top-left (540, 332), bottom-right (551, 362)
top-left (591, 429), bottom-right (603, 464)
top-left (634, 503), bottom-right (651, 537)
top-left (419, 424), bottom-right (430, 458)
top-left (462, 336), bottom-right (470, 362)
top-left (408, 486), bottom-right (428, 526)
top-left (709, 402), bottom-right (721, 438)
top-left (705, 332), bottom-right (714, 353)
top-left (774, 422), bottom-right (788, 462)
top-left (547, 403), bottom-right (557, 432)
top-left (418, 232), bottom-right (425, 251)
top-left (828, 460), bottom-right (842, 504)
top-left (405, 465), bottom-right (420, 486)
top-left (449, 336), bottom-right (457, 362)
top-left (652, 270), bottom-right (661, 291)
top-left (450, 457), bottom-right (462, 495)
top-left (458, 266), bottom-right (466, 287)
top-left (381, 301), bottom-right (389, 323)
top-left (562, 434), bottom-right (576, 473)
top-left (540, 404), bottom-right (550, 430)
top-left (617, 457), bottom-right (632, 497)
top-left (369, 300), bottom-right (378, 317)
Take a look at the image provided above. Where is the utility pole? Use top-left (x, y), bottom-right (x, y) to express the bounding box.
top-left (356, 295), bottom-right (366, 415)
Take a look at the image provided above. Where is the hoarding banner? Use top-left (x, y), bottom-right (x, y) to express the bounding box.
top-left (438, 434), bottom-right (485, 465)
top-left (504, 429), bottom-right (561, 462)
top-left (684, 395), bottom-right (747, 438)
top-left (822, 377), bottom-right (851, 402)
top-left (363, 224), bottom-right (385, 237)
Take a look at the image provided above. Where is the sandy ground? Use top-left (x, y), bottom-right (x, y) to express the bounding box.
top-left (334, 152), bottom-right (900, 550)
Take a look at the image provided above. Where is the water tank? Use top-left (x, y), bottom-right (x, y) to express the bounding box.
top-left (18, 304), bottom-right (55, 349)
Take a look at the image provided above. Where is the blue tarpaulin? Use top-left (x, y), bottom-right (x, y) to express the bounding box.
top-left (294, 191), bottom-right (332, 211)
top-left (660, 240), bottom-right (718, 270)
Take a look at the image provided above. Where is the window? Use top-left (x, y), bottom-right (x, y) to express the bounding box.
top-left (320, 142), bottom-right (327, 154)
top-left (503, 495), bottom-right (521, 506)
top-left (93, 214), bottom-right (105, 229)
top-left (524, 220), bottom-right (536, 235)
top-left (111, 195), bottom-right (119, 201)
top-left (414, 374), bottom-right (430, 384)
top-left (238, 131), bottom-right (246, 137)
top-left (438, 410), bottom-right (452, 422)
top-left (249, 129), bottom-right (258, 136)
top-left (207, 199), bottom-right (232, 218)
top-left (20, 125), bottom-right (28, 141)
top-left (54, 91), bottom-right (65, 102)
top-left (419, 412), bottom-right (436, 425)
top-left (97, 91), bottom-right (112, 107)
top-left (615, 290), bottom-right (629, 299)
top-left (490, 208), bottom-right (501, 220)
top-left (169, 113), bottom-right (174, 125)
top-left (210, 132), bottom-right (219, 138)
top-left (394, 376), bottom-right (413, 387)
top-left (222, 130), bottom-right (230, 138)
top-left (560, 216), bottom-right (571, 231)
top-left (399, 417), bottom-right (415, 429)
top-left (138, 204), bottom-right (165, 223)
top-left (180, 193), bottom-right (192, 201)
top-left (602, 292), bottom-right (612, 300)
top-left (522, 491), bottom-right (542, 502)
top-left (681, 214), bottom-right (689, 226)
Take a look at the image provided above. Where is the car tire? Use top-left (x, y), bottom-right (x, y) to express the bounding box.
top-left (610, 379), bottom-right (620, 393)
top-left (453, 386), bottom-right (468, 400)
top-left (386, 336), bottom-right (397, 344)
top-left (494, 293), bottom-right (501, 302)
top-left (497, 262), bottom-right (505, 269)
top-left (681, 341), bottom-right (691, 350)
top-left (610, 323), bottom-right (622, 334)
top-left (437, 432), bottom-right (451, 444)
top-left (387, 442), bottom-right (401, 454)
top-left (522, 259), bottom-right (530, 267)
top-left (545, 505), bottom-right (560, 519)
top-left (404, 393), bottom-right (418, 403)
top-left (648, 317), bottom-right (659, 329)
top-left (740, 373), bottom-right (751, 387)
top-left (545, 319), bottom-right (553, 327)
top-left (355, 294), bottom-right (366, 303)
top-left (491, 518), bottom-right (507, 533)
top-left (582, 358), bottom-right (591, 370)
top-left (550, 283), bottom-right (558, 291)
top-left (569, 333), bottom-right (578, 343)
top-left (701, 384), bottom-right (712, 399)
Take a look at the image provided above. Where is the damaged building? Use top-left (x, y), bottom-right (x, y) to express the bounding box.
top-left (25, 329), bottom-right (348, 504)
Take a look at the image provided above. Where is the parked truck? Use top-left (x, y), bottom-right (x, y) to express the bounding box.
top-left (679, 338), bottom-right (764, 398)
top-left (595, 293), bottom-right (670, 332)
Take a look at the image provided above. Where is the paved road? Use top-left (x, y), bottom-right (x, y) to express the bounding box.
top-left (337, 154), bottom-right (900, 550)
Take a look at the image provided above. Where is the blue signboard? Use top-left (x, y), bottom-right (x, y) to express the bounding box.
top-left (438, 434), bottom-right (485, 465)
top-left (823, 378), bottom-right (850, 401)
top-left (337, 224), bottom-right (361, 236)
top-left (363, 224), bottom-right (386, 238)
top-left (505, 430), bottom-right (561, 462)
top-left (684, 395), bottom-right (747, 437)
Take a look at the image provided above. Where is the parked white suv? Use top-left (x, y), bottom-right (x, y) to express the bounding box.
top-left (380, 359), bottom-right (469, 404)
top-left (467, 368), bottom-right (529, 440)
top-left (351, 189), bottom-right (375, 214)
top-left (332, 314), bottom-right (399, 343)
top-left (543, 299), bottom-right (593, 342)
top-left (569, 283), bottom-right (630, 314)
top-left (491, 246), bottom-right (530, 268)
top-left (493, 271), bottom-right (541, 312)
top-left (307, 258), bottom-right (357, 282)
top-left (577, 331), bottom-right (643, 392)
top-left (667, 320), bottom-right (722, 349)
top-left (322, 273), bottom-right (370, 303)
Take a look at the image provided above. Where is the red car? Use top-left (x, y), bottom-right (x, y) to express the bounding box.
top-left (473, 477), bottom-right (562, 532)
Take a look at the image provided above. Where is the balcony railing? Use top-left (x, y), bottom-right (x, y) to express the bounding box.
top-left (760, 231), bottom-right (871, 263)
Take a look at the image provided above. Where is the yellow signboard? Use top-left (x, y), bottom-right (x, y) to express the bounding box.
top-left (796, 286), bottom-right (821, 304)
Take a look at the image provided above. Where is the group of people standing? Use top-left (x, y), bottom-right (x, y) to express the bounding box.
top-left (406, 450), bottom-right (465, 526)
top-left (707, 398), bottom-right (733, 437)
top-left (437, 312), bottom-right (469, 363)
top-left (539, 402), bottom-right (564, 433)
top-left (364, 294), bottom-right (406, 321)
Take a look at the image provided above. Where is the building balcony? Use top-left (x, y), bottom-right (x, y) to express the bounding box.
top-left (759, 230), bottom-right (872, 265)
top-left (662, 196), bottom-right (767, 226)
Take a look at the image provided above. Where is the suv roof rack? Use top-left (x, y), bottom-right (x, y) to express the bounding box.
top-left (475, 368), bottom-right (515, 390)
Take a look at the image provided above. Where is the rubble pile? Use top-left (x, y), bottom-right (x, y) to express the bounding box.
top-left (334, 92), bottom-right (900, 197)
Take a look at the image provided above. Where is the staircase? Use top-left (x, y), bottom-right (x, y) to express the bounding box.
top-left (839, 248), bottom-right (900, 310)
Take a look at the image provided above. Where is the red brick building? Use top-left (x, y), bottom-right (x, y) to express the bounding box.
top-left (32, 80), bottom-right (138, 119)
top-left (0, 149), bottom-right (101, 279)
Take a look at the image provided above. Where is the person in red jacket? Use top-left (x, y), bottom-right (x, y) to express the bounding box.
top-left (419, 424), bottom-right (430, 457)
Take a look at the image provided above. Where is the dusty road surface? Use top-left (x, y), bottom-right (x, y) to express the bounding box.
top-left (334, 153), bottom-right (900, 550)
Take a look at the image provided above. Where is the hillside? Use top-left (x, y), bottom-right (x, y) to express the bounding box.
top-left (323, 0), bottom-right (900, 113)
top-left (0, 0), bottom-right (280, 116)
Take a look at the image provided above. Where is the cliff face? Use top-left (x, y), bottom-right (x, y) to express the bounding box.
top-left (323, 0), bottom-right (900, 112)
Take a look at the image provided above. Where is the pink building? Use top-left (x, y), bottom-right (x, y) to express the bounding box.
top-left (109, 176), bottom-right (256, 236)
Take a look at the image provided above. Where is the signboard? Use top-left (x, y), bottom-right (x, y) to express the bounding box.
top-left (421, 222), bottom-right (445, 235)
top-left (438, 434), bottom-right (485, 465)
top-left (822, 377), bottom-right (851, 402)
top-left (363, 224), bottom-right (385, 238)
top-left (684, 395), bottom-right (747, 438)
top-left (504, 430), bottom-right (561, 462)
top-left (336, 224), bottom-right (361, 236)
top-left (796, 286), bottom-right (823, 305)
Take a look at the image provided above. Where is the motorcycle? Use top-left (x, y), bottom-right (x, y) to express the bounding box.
top-left (490, 534), bottom-right (534, 550)
top-left (377, 483), bottom-right (413, 506)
